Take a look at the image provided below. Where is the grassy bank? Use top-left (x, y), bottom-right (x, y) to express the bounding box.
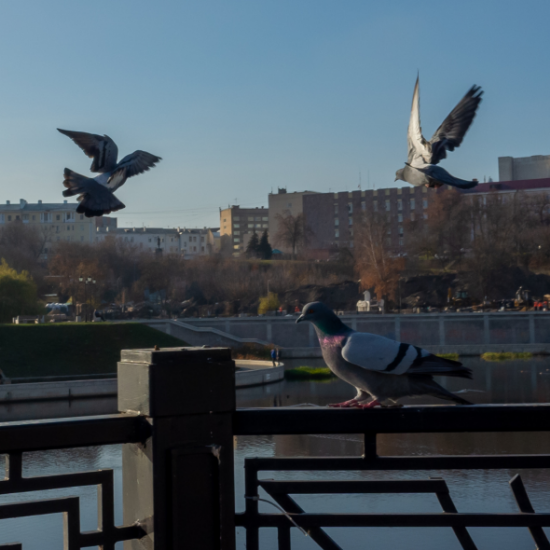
top-left (481, 352), bottom-right (533, 362)
top-left (0, 323), bottom-right (187, 378)
top-left (285, 366), bottom-right (335, 380)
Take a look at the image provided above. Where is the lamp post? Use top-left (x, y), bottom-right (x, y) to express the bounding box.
top-left (79, 277), bottom-right (96, 322)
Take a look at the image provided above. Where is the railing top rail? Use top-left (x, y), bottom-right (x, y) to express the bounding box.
top-left (234, 404), bottom-right (550, 435)
top-left (0, 413), bottom-right (150, 453)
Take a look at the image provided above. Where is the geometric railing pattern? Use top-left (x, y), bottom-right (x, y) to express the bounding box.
top-left (0, 452), bottom-right (145, 550)
top-left (237, 460), bottom-right (550, 550)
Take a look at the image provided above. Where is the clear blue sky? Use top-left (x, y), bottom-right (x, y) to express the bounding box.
top-left (0, 0), bottom-right (548, 228)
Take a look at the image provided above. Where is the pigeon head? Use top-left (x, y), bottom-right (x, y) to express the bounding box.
top-left (296, 301), bottom-right (347, 334)
top-left (395, 168), bottom-right (405, 182)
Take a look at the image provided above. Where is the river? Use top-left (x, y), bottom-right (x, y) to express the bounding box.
top-left (1, 356), bottom-right (550, 549)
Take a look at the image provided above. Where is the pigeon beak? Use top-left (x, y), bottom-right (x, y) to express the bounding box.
top-left (296, 314), bottom-right (304, 324)
top-left (394, 176), bottom-right (398, 182)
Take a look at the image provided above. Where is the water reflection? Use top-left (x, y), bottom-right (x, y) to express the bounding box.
top-left (1, 358), bottom-right (550, 549)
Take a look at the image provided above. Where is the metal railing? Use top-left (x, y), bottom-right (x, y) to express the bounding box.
top-left (0, 348), bottom-right (549, 550)
top-left (234, 405), bottom-right (550, 550)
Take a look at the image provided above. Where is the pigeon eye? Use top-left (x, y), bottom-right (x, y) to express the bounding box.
top-left (309, 309), bottom-right (315, 314)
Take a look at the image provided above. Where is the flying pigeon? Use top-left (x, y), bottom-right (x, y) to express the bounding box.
top-left (58, 129), bottom-right (161, 217)
top-left (395, 77), bottom-right (483, 190)
top-left (296, 302), bottom-right (472, 408)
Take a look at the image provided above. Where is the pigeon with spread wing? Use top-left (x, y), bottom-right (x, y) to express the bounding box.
top-left (58, 129), bottom-right (161, 217)
top-left (395, 77), bottom-right (483, 190)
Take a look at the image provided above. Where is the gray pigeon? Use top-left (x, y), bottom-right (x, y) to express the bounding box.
top-left (58, 129), bottom-right (161, 217)
top-left (395, 77), bottom-right (482, 190)
top-left (296, 302), bottom-right (472, 408)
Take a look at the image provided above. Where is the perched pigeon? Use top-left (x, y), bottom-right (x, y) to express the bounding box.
top-left (58, 129), bottom-right (161, 217)
top-left (395, 77), bottom-right (483, 190)
top-left (296, 302), bottom-right (472, 408)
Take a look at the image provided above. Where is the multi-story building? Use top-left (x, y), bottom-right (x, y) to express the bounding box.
top-left (499, 155), bottom-right (550, 181)
top-left (219, 205), bottom-right (269, 255)
top-left (0, 199), bottom-right (117, 259)
top-left (95, 226), bottom-right (217, 258)
top-left (463, 177), bottom-right (550, 198)
top-left (267, 186), bottom-right (436, 258)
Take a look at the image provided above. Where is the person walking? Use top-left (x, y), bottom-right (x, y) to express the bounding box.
top-left (271, 348), bottom-right (277, 366)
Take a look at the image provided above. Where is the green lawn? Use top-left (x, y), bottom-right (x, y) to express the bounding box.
top-left (0, 323), bottom-right (187, 378)
top-left (285, 366), bottom-right (335, 380)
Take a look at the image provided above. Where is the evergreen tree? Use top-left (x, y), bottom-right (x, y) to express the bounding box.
top-left (258, 230), bottom-right (273, 260)
top-left (245, 232), bottom-right (260, 258)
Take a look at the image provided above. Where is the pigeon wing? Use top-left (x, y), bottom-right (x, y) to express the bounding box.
top-left (341, 332), bottom-right (428, 375)
top-left (107, 150), bottom-right (162, 192)
top-left (58, 129), bottom-right (119, 173)
top-left (341, 332), bottom-right (472, 378)
top-left (428, 85), bottom-right (483, 164)
top-left (407, 164), bottom-right (479, 190)
top-left (407, 77), bottom-right (432, 165)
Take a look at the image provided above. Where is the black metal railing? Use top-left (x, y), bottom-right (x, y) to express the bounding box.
top-left (234, 405), bottom-right (550, 550)
top-left (0, 414), bottom-right (150, 550)
top-left (0, 348), bottom-right (550, 550)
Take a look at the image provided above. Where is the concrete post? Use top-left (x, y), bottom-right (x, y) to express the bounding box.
top-left (483, 315), bottom-right (490, 346)
top-left (394, 316), bottom-right (401, 341)
top-left (529, 314), bottom-right (536, 344)
top-left (118, 347), bottom-right (236, 550)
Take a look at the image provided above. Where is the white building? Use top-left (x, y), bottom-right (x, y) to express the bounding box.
top-left (96, 226), bottom-right (219, 258)
top-left (0, 199), bottom-right (116, 260)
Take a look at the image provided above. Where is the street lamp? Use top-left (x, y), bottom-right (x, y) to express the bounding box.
top-left (79, 277), bottom-right (96, 322)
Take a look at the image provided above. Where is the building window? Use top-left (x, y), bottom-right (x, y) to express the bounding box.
top-left (373, 190), bottom-right (378, 196)
top-left (410, 199), bottom-right (415, 209)
top-left (423, 212), bottom-right (428, 220)
top-left (411, 212), bottom-right (415, 221)
top-left (399, 238), bottom-right (403, 246)
top-left (361, 201), bottom-right (366, 210)
top-left (234, 216), bottom-right (240, 221)
top-left (32, 215), bottom-right (36, 221)
top-left (348, 203), bottom-right (353, 213)
top-left (399, 226), bottom-right (404, 235)
top-left (333, 193), bottom-right (338, 199)
top-left (234, 230), bottom-right (240, 235)
top-left (81, 236), bottom-right (84, 242)
top-left (335, 229), bottom-right (339, 238)
top-left (80, 214), bottom-right (84, 220)
top-left (234, 237), bottom-right (240, 243)
top-left (262, 224), bottom-right (268, 228)
top-left (385, 200), bottom-right (390, 211)
top-left (387, 227), bottom-right (391, 235)
top-left (248, 217), bottom-right (254, 221)
top-left (397, 188), bottom-right (402, 195)
top-left (335, 218), bottom-right (339, 226)
top-left (373, 201), bottom-right (378, 212)
top-left (262, 217), bottom-right (268, 221)
top-left (223, 218), bottom-right (226, 222)
top-left (334, 204), bottom-right (338, 214)
top-left (398, 213), bottom-right (403, 222)
top-left (201, 246), bottom-right (205, 252)
top-left (56, 215), bottom-right (60, 221)
top-left (248, 224), bottom-right (254, 228)
top-left (397, 199), bottom-right (402, 210)
top-left (348, 217), bottom-right (353, 226)
top-left (423, 199), bottom-right (428, 209)
top-left (385, 189), bottom-right (390, 195)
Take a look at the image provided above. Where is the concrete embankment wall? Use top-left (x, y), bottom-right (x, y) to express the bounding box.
top-left (145, 313), bottom-right (550, 356)
top-left (0, 361), bottom-right (284, 403)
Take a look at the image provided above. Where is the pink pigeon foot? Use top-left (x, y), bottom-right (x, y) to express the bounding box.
top-left (328, 398), bottom-right (361, 408)
top-left (357, 400), bottom-right (381, 409)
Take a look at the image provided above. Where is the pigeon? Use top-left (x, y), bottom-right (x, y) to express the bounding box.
top-left (395, 77), bottom-right (483, 190)
top-left (58, 129), bottom-right (161, 217)
top-left (296, 302), bottom-right (472, 408)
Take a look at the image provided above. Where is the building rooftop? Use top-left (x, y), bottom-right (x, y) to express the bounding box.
top-left (463, 177), bottom-right (550, 194)
top-left (0, 199), bottom-right (77, 211)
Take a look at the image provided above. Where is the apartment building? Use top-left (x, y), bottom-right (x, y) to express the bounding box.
top-left (219, 205), bottom-right (269, 255)
top-left (96, 226), bottom-right (217, 258)
top-left (0, 199), bottom-right (117, 259)
top-left (499, 155), bottom-right (550, 181)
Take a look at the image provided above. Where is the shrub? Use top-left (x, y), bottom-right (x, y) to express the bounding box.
top-left (258, 292), bottom-right (279, 315)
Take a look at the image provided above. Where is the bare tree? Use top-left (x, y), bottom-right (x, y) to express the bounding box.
top-left (273, 212), bottom-right (312, 258)
top-left (355, 209), bottom-right (405, 303)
